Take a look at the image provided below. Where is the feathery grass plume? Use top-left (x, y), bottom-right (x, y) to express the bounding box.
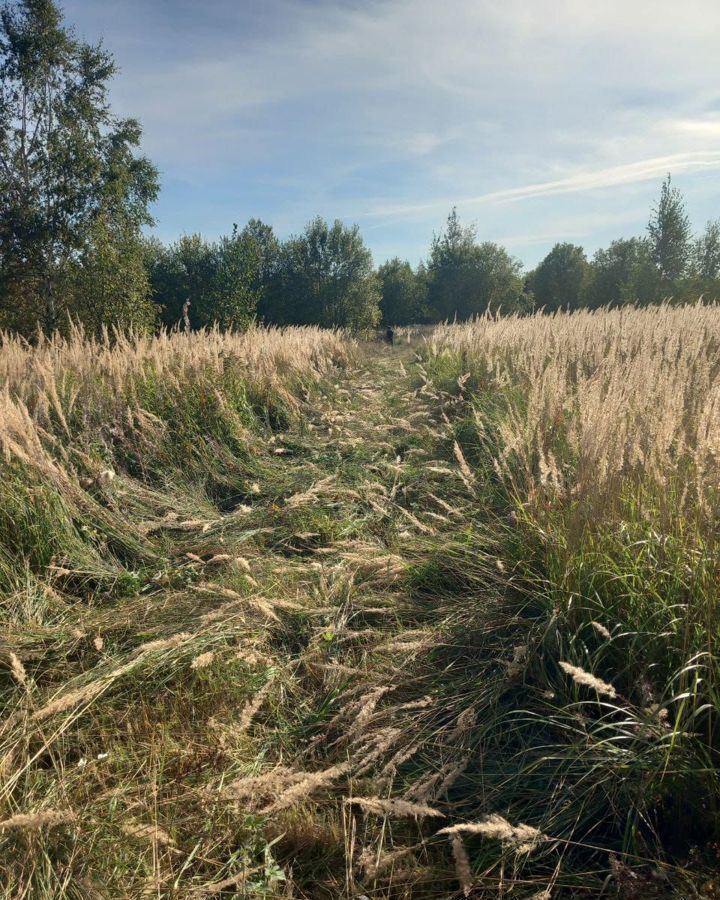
top-left (559, 661), bottom-right (617, 698)
top-left (393, 695), bottom-right (434, 713)
top-left (453, 441), bottom-right (476, 494)
top-left (340, 549), bottom-right (407, 582)
top-left (347, 686), bottom-right (393, 739)
top-left (427, 492), bottom-right (465, 516)
top-left (237, 681), bottom-right (273, 732)
top-left (235, 648), bottom-right (273, 667)
top-left (374, 639), bottom-right (431, 654)
top-left (435, 756), bottom-right (470, 799)
top-left (439, 815), bottom-right (547, 853)
top-left (590, 621), bottom-right (612, 640)
top-left (31, 680), bottom-right (105, 721)
top-left (380, 741), bottom-right (422, 777)
top-left (222, 767), bottom-right (305, 801)
top-left (7, 652), bottom-right (30, 689)
top-left (203, 553), bottom-right (234, 567)
top-left (404, 765), bottom-right (451, 804)
top-left (191, 651), bottom-right (216, 670)
top-left (132, 633), bottom-right (192, 657)
top-left (353, 727), bottom-right (404, 776)
top-left (122, 822), bottom-right (175, 846)
top-left (261, 763), bottom-right (351, 813)
top-left (346, 797), bottom-right (443, 819)
top-left (394, 504), bottom-right (436, 534)
top-left (357, 845), bottom-right (416, 879)
top-left (197, 584), bottom-right (281, 622)
top-left (0, 809), bottom-right (76, 830)
top-left (450, 833), bottom-right (473, 897)
top-left (31, 658), bottom-right (138, 721)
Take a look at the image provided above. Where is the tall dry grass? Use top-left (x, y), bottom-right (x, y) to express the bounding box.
top-left (0, 323), bottom-right (352, 591)
top-left (429, 304), bottom-right (720, 519)
top-left (417, 305), bottom-right (720, 896)
top-left (1, 311), bottom-right (718, 897)
top-left (0, 322), bottom-right (351, 473)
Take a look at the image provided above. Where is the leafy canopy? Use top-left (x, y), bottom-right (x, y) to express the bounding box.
top-left (427, 209), bottom-right (524, 320)
top-left (647, 174), bottom-right (691, 283)
top-left (0, 0), bottom-right (158, 334)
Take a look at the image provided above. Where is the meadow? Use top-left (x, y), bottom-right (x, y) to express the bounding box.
top-left (0, 307), bottom-right (718, 898)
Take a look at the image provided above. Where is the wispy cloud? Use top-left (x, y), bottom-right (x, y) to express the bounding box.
top-left (360, 152), bottom-right (720, 220)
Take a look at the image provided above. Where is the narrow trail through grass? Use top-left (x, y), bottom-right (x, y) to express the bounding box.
top-left (3, 339), bottom-right (494, 898)
top-left (2, 333), bottom-right (715, 898)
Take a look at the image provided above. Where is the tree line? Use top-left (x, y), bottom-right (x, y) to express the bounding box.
top-left (1, 0), bottom-right (718, 339)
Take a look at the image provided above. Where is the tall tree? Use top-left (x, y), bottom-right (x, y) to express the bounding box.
top-left (427, 209), bottom-right (523, 320)
top-left (583, 238), bottom-right (659, 308)
top-left (377, 257), bottom-right (427, 325)
top-left (147, 228), bottom-right (260, 330)
top-left (146, 234), bottom-right (215, 329)
top-left (528, 242), bottom-right (588, 312)
top-left (647, 175), bottom-right (691, 283)
top-left (693, 220), bottom-right (720, 281)
top-left (0, 0), bottom-right (158, 334)
top-left (242, 218), bottom-right (282, 324)
top-left (201, 226), bottom-right (260, 329)
top-left (66, 214), bottom-right (156, 333)
top-left (269, 218), bottom-right (380, 329)
top-left (241, 218), bottom-right (279, 292)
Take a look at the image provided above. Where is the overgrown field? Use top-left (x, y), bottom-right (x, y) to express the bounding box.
top-left (0, 309), bottom-right (718, 898)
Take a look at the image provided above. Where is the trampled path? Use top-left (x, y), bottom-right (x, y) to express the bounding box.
top-left (4, 338), bottom-right (487, 898)
top-left (4, 336), bottom-right (703, 899)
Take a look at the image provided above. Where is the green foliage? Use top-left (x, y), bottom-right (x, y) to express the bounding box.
top-left (583, 237), bottom-right (659, 308)
top-left (531, 242), bottom-right (589, 311)
top-left (0, 0), bottom-right (158, 335)
top-left (648, 174), bottom-right (691, 284)
top-left (147, 227), bottom-right (260, 330)
top-left (377, 257), bottom-right (427, 325)
top-left (427, 208), bottom-right (524, 320)
top-left (693, 220), bottom-right (720, 279)
top-left (241, 218), bottom-right (280, 287)
top-left (690, 220), bottom-right (720, 299)
top-left (262, 217), bottom-right (380, 329)
top-left (64, 215), bottom-right (157, 334)
top-left (203, 226), bottom-right (260, 329)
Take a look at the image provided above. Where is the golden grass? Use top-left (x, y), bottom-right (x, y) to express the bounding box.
top-left (0, 311), bottom-right (717, 897)
top-left (0, 322), bottom-right (352, 480)
top-left (430, 303), bottom-right (720, 517)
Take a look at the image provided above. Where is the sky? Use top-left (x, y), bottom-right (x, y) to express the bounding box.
top-left (63, 0), bottom-right (720, 268)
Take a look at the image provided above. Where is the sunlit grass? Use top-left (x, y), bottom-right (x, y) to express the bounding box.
top-left (1, 309), bottom-right (718, 897)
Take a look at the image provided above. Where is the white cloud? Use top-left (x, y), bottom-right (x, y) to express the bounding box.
top-left (360, 151), bottom-right (720, 221)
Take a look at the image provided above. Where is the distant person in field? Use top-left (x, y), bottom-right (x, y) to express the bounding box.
top-left (182, 299), bottom-right (191, 332)
top-left (385, 325), bottom-right (395, 346)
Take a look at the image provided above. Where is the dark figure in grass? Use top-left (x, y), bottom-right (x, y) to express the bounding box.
top-left (385, 325), bottom-right (395, 346)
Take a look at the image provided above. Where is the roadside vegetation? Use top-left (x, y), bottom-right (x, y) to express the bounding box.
top-left (1, 305), bottom-right (718, 898)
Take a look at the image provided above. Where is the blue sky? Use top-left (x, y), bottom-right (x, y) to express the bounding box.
top-left (64, 0), bottom-right (720, 268)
